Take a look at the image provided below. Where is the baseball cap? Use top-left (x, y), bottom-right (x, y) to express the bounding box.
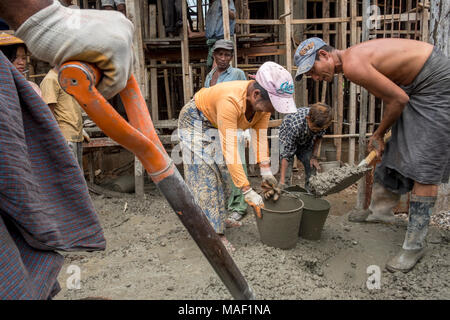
top-left (212, 39), bottom-right (234, 52)
top-left (294, 37), bottom-right (327, 81)
top-left (255, 61), bottom-right (297, 114)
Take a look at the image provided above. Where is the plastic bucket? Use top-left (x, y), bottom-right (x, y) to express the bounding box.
top-left (255, 194), bottom-right (304, 249)
top-left (284, 185), bottom-right (307, 193)
top-left (294, 193), bottom-right (331, 240)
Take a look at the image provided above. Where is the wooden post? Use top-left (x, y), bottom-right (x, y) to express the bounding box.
top-left (197, 0), bottom-right (204, 31)
top-left (83, 0), bottom-right (89, 9)
top-left (143, 0), bottom-right (149, 39)
top-left (421, 4), bottom-right (430, 42)
top-left (357, 0), bottom-right (370, 209)
top-left (126, 0), bottom-right (147, 198)
top-left (222, 0), bottom-right (231, 40)
top-left (181, 0), bottom-right (192, 103)
top-left (157, 0), bottom-right (173, 119)
top-left (348, 0), bottom-right (357, 165)
top-left (336, 0), bottom-right (347, 162)
top-left (284, 0), bottom-right (292, 75)
top-left (149, 5), bottom-right (159, 122)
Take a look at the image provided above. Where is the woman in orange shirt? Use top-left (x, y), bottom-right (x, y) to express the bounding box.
top-left (178, 62), bottom-right (297, 252)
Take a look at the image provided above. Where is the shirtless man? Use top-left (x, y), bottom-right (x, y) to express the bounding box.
top-left (294, 37), bottom-right (450, 273)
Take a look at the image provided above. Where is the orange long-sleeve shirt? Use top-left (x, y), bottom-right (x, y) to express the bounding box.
top-left (194, 80), bottom-right (271, 189)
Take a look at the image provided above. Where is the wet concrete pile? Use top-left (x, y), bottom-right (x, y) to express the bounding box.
top-left (309, 164), bottom-right (372, 196)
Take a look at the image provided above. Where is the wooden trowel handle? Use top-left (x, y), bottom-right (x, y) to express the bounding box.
top-left (360, 131), bottom-right (392, 166)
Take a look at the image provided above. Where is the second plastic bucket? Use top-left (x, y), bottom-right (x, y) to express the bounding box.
top-left (255, 194), bottom-right (304, 249)
top-left (297, 193), bottom-right (330, 240)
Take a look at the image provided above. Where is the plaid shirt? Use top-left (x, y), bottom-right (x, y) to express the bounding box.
top-left (0, 52), bottom-right (105, 300)
top-left (279, 107), bottom-right (326, 159)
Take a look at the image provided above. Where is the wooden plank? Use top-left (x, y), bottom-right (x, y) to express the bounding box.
top-left (421, 7), bottom-right (430, 42)
top-left (221, 0), bottom-right (231, 40)
top-left (143, 0), bottom-right (149, 39)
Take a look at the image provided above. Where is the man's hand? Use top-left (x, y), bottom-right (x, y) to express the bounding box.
top-left (15, 1), bottom-right (134, 99)
top-left (368, 133), bottom-right (385, 160)
top-left (243, 188), bottom-right (264, 218)
top-left (310, 157), bottom-right (321, 172)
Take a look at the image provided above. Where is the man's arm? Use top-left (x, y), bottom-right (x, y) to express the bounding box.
top-left (0, 0), bottom-right (52, 29)
top-left (310, 138), bottom-right (322, 171)
top-left (344, 57), bottom-right (409, 156)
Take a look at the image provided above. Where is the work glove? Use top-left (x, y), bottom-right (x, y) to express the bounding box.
top-left (260, 163), bottom-right (281, 201)
top-left (16, 0), bottom-right (134, 100)
top-left (243, 188), bottom-right (264, 218)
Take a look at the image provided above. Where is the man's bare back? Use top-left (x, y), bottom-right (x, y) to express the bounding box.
top-left (343, 38), bottom-right (433, 86)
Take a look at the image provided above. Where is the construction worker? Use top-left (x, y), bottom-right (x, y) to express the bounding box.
top-left (0, 33), bottom-right (41, 95)
top-left (204, 39), bottom-right (248, 226)
top-left (279, 102), bottom-right (332, 191)
top-left (0, 0), bottom-right (133, 299)
top-left (179, 61), bottom-right (296, 252)
top-left (205, 0), bottom-right (236, 69)
top-left (294, 37), bottom-right (450, 273)
top-left (40, 66), bottom-right (85, 170)
top-left (101, 0), bottom-right (126, 15)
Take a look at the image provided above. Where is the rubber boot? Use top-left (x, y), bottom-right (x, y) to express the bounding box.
top-left (348, 182), bottom-right (400, 222)
top-left (385, 195), bottom-right (436, 273)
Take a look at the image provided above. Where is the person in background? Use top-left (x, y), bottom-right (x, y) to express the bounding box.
top-left (278, 103), bottom-right (332, 191)
top-left (205, 0), bottom-right (236, 69)
top-left (0, 33), bottom-right (41, 96)
top-left (40, 66), bottom-right (85, 171)
top-left (204, 39), bottom-right (248, 225)
top-left (101, 0), bottom-right (126, 15)
top-left (179, 61), bottom-right (296, 252)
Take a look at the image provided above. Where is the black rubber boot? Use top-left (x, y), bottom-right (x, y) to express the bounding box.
top-left (386, 194), bottom-right (436, 273)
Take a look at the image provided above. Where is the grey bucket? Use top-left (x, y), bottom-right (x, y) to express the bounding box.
top-left (284, 185), bottom-right (307, 193)
top-left (255, 194), bottom-right (304, 249)
top-left (287, 192), bottom-right (331, 240)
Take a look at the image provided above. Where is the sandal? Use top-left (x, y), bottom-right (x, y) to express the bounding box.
top-left (219, 235), bottom-right (236, 253)
top-left (225, 217), bottom-right (243, 228)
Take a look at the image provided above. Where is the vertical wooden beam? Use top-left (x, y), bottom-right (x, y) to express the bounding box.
top-left (149, 4), bottom-right (159, 122)
top-left (284, 0), bottom-right (292, 75)
top-left (181, 0), bottom-right (192, 103)
top-left (421, 4), bottom-right (430, 42)
top-left (357, 0), bottom-right (370, 209)
top-left (348, 0), bottom-right (357, 165)
top-left (197, 0), bottom-right (204, 31)
top-left (143, 0), bottom-right (149, 39)
top-left (320, 0), bottom-right (330, 104)
top-left (336, 0), bottom-right (347, 162)
top-left (126, 0), bottom-right (147, 198)
top-left (83, 0), bottom-right (89, 9)
top-left (221, 0), bottom-right (231, 40)
top-left (157, 0), bottom-right (173, 119)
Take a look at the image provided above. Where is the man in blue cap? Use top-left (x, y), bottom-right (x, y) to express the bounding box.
top-left (293, 37), bottom-right (450, 273)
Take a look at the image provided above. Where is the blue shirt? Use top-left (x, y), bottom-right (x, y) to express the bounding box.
top-left (205, 0), bottom-right (236, 40)
top-left (279, 107), bottom-right (326, 159)
top-left (204, 65), bottom-right (246, 88)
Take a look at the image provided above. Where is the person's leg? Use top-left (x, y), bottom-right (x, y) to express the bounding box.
top-left (386, 182), bottom-right (438, 273)
top-left (67, 141), bottom-right (83, 171)
top-left (297, 149), bottom-right (316, 192)
top-left (226, 137), bottom-right (248, 223)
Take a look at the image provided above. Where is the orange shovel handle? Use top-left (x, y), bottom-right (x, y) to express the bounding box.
top-left (58, 62), bottom-right (173, 182)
